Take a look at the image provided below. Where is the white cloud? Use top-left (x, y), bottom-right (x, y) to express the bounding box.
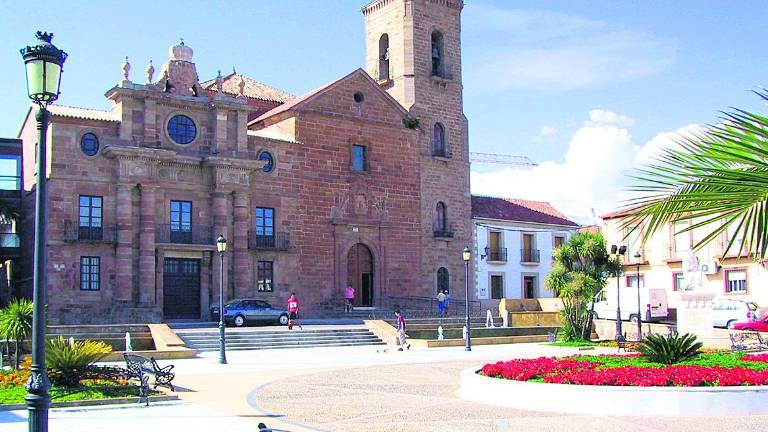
top-left (464, 6), bottom-right (677, 91)
top-left (471, 111), bottom-right (697, 224)
top-left (539, 125), bottom-right (557, 136)
top-left (634, 124), bottom-right (702, 165)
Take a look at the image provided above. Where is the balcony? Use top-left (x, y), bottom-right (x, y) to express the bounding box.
top-left (431, 148), bottom-right (452, 159)
top-left (433, 223), bottom-right (454, 239)
top-left (0, 233), bottom-right (20, 258)
top-left (156, 224), bottom-right (214, 245)
top-left (63, 223), bottom-right (116, 243)
top-left (485, 247), bottom-right (507, 263)
top-left (248, 232), bottom-right (291, 251)
top-left (373, 62), bottom-right (394, 84)
top-left (430, 62), bottom-right (454, 81)
top-left (520, 248), bottom-right (540, 264)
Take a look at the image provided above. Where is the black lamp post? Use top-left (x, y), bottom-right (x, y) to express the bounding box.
top-left (634, 251), bottom-right (642, 340)
top-left (20, 31), bottom-right (67, 432)
top-left (462, 246), bottom-right (471, 351)
top-left (610, 245), bottom-right (626, 340)
top-left (216, 235), bottom-right (228, 364)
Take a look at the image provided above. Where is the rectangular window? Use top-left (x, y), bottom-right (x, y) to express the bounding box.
top-left (626, 275), bottom-right (644, 289)
top-left (673, 272), bottom-right (684, 291)
top-left (170, 200), bottom-right (192, 231)
top-left (78, 195), bottom-right (103, 240)
top-left (726, 269), bottom-right (747, 293)
top-left (725, 221), bottom-right (744, 256)
top-left (255, 207), bottom-right (274, 236)
top-left (490, 275), bottom-right (504, 299)
top-left (257, 261), bottom-right (274, 292)
top-left (626, 225), bottom-right (642, 258)
top-left (80, 256), bottom-right (100, 291)
top-left (673, 221), bottom-right (691, 254)
top-left (523, 275), bottom-right (537, 299)
top-left (554, 235), bottom-right (565, 249)
top-left (352, 145), bottom-right (367, 172)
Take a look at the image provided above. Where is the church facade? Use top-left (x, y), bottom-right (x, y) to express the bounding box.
top-left (17, 0), bottom-right (471, 324)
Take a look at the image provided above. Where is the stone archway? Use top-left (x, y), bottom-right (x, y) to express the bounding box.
top-left (347, 243), bottom-right (374, 307)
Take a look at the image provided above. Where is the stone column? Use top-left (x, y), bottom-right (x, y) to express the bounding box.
top-left (138, 184), bottom-right (157, 305)
top-left (115, 183), bottom-right (134, 302)
top-left (143, 99), bottom-right (158, 147)
top-left (236, 111), bottom-right (248, 154)
top-left (233, 191), bottom-right (251, 298)
top-left (212, 191), bottom-right (230, 299)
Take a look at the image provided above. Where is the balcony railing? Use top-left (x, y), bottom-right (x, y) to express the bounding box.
top-left (248, 231), bottom-right (291, 251)
top-left (156, 224), bottom-right (214, 245)
top-left (0, 233), bottom-right (20, 258)
top-left (63, 223), bottom-right (116, 243)
top-left (433, 223), bottom-right (454, 238)
top-left (521, 248), bottom-right (540, 263)
top-left (431, 148), bottom-right (452, 158)
top-left (486, 247), bottom-right (507, 262)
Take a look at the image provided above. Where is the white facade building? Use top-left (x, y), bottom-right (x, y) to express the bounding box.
top-left (472, 196), bottom-right (580, 301)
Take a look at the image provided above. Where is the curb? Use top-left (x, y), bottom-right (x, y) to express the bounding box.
top-left (0, 394), bottom-right (179, 411)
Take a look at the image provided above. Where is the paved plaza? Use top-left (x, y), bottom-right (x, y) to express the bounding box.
top-left (3, 342), bottom-right (768, 431)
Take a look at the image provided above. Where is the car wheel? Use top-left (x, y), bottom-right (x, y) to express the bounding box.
top-left (278, 314), bottom-right (289, 325)
top-left (726, 320), bottom-right (736, 329)
top-left (233, 315), bottom-right (246, 327)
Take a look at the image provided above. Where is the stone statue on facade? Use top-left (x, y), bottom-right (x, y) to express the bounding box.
top-left (122, 56), bottom-right (131, 81)
top-left (216, 70), bottom-right (223, 94)
top-left (146, 60), bottom-right (155, 84)
top-left (237, 75), bottom-right (246, 98)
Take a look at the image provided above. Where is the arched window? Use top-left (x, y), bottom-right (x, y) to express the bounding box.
top-left (378, 34), bottom-right (390, 81)
top-left (431, 31), bottom-right (443, 76)
top-left (435, 202), bottom-right (447, 232)
top-left (437, 267), bottom-right (449, 293)
top-left (432, 123), bottom-right (445, 156)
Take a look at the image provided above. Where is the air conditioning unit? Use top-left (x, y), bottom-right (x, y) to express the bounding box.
top-left (700, 261), bottom-right (720, 275)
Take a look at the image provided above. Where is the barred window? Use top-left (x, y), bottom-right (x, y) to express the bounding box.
top-left (258, 261), bottom-right (274, 292)
top-left (80, 256), bottom-right (100, 291)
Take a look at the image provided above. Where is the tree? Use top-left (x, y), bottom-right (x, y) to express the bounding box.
top-left (546, 232), bottom-right (617, 341)
top-left (625, 90), bottom-right (768, 260)
top-left (0, 298), bottom-right (33, 369)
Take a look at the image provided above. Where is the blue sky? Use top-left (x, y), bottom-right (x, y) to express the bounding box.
top-left (1, 1), bottom-right (767, 222)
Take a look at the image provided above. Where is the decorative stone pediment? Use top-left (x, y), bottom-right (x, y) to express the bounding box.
top-left (331, 191), bottom-right (389, 224)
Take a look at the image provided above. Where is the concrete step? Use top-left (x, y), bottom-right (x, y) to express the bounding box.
top-left (179, 329), bottom-right (372, 339)
top-left (195, 340), bottom-right (387, 352)
top-left (191, 336), bottom-right (383, 349)
top-left (182, 333), bottom-right (378, 344)
top-left (177, 327), bottom-right (384, 351)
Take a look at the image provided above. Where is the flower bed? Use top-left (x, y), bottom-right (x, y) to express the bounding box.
top-left (480, 352), bottom-right (768, 387)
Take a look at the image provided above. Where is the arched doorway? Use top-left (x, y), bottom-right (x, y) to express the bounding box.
top-left (347, 243), bottom-right (374, 307)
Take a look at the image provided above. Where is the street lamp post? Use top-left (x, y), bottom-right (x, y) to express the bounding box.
top-left (216, 235), bottom-right (228, 364)
top-left (635, 251), bottom-right (642, 340)
top-left (610, 245), bottom-right (626, 340)
top-left (462, 246), bottom-right (471, 352)
top-left (20, 31), bottom-right (67, 432)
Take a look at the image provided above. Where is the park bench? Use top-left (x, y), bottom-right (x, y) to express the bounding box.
top-left (123, 354), bottom-right (175, 405)
top-left (616, 333), bottom-right (640, 353)
top-left (729, 331), bottom-right (768, 352)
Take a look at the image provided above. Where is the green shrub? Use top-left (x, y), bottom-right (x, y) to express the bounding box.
top-left (637, 333), bottom-right (703, 365)
top-left (0, 298), bottom-right (33, 369)
top-left (46, 337), bottom-right (112, 387)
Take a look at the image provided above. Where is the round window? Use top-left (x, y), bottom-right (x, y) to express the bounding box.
top-left (353, 92), bottom-right (365, 103)
top-left (80, 133), bottom-right (99, 156)
top-left (167, 115), bottom-right (197, 145)
top-left (258, 151), bottom-right (275, 173)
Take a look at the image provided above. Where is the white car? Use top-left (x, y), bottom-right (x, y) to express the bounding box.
top-left (712, 299), bottom-right (759, 328)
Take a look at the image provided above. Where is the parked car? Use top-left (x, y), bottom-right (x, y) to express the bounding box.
top-left (732, 317), bottom-right (768, 332)
top-left (712, 299), bottom-right (759, 329)
top-left (210, 299), bottom-right (289, 327)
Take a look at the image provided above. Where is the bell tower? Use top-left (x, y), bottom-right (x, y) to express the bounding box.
top-left (362, 0), bottom-right (473, 301)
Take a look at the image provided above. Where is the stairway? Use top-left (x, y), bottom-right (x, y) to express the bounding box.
top-left (176, 327), bottom-right (385, 352)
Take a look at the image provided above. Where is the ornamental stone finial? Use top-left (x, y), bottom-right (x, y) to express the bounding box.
top-left (122, 56), bottom-right (131, 81)
top-left (146, 60), bottom-right (155, 84)
top-left (237, 75), bottom-right (245, 97)
top-left (216, 70), bottom-right (223, 93)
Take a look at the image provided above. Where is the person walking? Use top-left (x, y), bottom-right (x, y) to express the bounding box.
top-left (444, 289), bottom-right (451, 316)
top-left (394, 309), bottom-right (410, 351)
top-left (344, 285), bottom-right (355, 313)
top-left (436, 290), bottom-right (447, 317)
top-left (286, 292), bottom-right (302, 330)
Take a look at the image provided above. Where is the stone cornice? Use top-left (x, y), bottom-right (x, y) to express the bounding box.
top-left (202, 156), bottom-right (265, 171)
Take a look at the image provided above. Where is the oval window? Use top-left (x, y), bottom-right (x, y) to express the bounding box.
top-left (80, 133), bottom-right (99, 156)
top-left (258, 151), bottom-right (275, 173)
top-left (167, 115), bottom-right (197, 145)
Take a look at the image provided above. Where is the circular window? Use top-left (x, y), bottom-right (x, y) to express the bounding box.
top-left (258, 151), bottom-right (275, 173)
top-left (353, 92), bottom-right (365, 103)
top-left (167, 115), bottom-right (197, 145)
top-left (80, 133), bottom-right (99, 156)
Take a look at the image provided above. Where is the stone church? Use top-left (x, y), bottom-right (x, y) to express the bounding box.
top-left (17, 0), bottom-right (471, 324)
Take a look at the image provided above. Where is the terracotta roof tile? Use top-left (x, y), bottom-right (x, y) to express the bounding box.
top-left (471, 195), bottom-right (578, 226)
top-left (201, 73), bottom-right (294, 103)
top-left (47, 105), bottom-right (119, 122)
top-left (599, 205), bottom-right (641, 220)
top-left (250, 72), bottom-right (349, 124)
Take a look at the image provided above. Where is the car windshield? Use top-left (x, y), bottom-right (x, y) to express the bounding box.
top-left (224, 300), bottom-right (241, 307)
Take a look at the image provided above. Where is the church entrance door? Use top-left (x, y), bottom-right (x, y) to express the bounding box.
top-left (347, 243), bottom-right (374, 307)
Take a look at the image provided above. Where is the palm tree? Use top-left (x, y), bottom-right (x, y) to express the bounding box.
top-left (0, 298), bottom-right (33, 369)
top-left (625, 90), bottom-right (768, 260)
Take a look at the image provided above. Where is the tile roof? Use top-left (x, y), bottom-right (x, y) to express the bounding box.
top-left (250, 71), bottom-right (351, 124)
top-left (471, 195), bottom-right (579, 226)
top-left (599, 205), bottom-right (641, 220)
top-left (201, 73), bottom-right (294, 103)
top-left (47, 105), bottom-right (119, 122)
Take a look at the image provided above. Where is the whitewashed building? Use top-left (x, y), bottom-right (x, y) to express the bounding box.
top-left (472, 196), bottom-right (579, 303)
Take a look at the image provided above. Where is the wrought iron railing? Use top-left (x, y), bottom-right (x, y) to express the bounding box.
top-left (249, 231), bottom-right (290, 251)
top-left (432, 148), bottom-right (452, 158)
top-left (156, 224), bottom-right (214, 245)
top-left (433, 222), bottom-right (454, 238)
top-left (521, 248), bottom-right (540, 263)
top-left (486, 247), bottom-right (507, 262)
top-left (381, 295), bottom-right (481, 318)
top-left (63, 223), bottom-right (116, 242)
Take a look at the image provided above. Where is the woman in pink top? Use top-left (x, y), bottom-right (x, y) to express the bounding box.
top-left (344, 285), bottom-right (355, 313)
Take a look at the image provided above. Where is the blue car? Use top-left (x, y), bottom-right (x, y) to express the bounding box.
top-left (210, 299), bottom-right (289, 327)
